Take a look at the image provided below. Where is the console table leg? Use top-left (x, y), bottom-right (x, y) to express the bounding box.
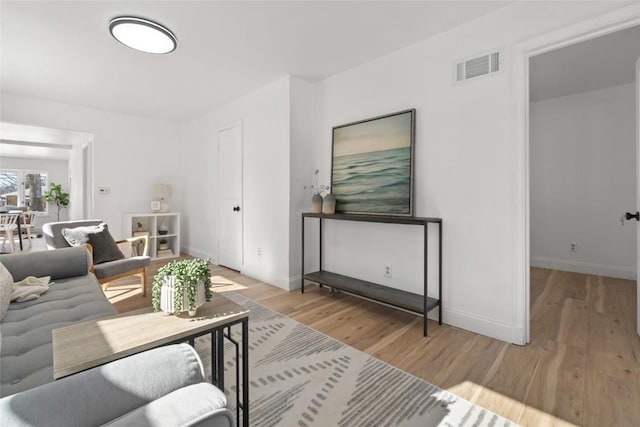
top-left (301, 215), bottom-right (305, 293)
top-left (242, 319), bottom-right (249, 427)
top-left (423, 223), bottom-right (429, 337)
top-left (438, 222), bottom-right (443, 326)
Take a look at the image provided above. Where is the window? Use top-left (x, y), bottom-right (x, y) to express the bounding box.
top-left (0, 170), bottom-right (48, 211)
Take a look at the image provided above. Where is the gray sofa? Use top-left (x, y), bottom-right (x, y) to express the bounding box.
top-left (0, 247), bottom-right (234, 426)
top-left (1, 246), bottom-right (117, 396)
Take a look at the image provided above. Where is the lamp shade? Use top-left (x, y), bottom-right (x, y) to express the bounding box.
top-left (153, 183), bottom-right (172, 200)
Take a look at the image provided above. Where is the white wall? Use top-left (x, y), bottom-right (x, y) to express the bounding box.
top-left (0, 93), bottom-right (186, 239)
top-left (289, 77), bottom-right (317, 284)
top-left (0, 156), bottom-right (69, 224)
top-left (182, 77), bottom-right (292, 289)
top-left (309, 1), bottom-right (626, 342)
top-left (531, 83), bottom-right (636, 279)
top-left (1, 1), bottom-right (630, 343)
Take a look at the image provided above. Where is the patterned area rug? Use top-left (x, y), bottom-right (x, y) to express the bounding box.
top-left (194, 292), bottom-right (518, 427)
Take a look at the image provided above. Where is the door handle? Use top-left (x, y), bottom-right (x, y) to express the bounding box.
top-left (233, 206), bottom-right (241, 212)
top-left (624, 211), bottom-right (639, 221)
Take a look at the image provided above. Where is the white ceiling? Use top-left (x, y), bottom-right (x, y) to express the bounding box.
top-left (530, 24), bottom-right (640, 102)
top-left (0, 1), bottom-right (512, 122)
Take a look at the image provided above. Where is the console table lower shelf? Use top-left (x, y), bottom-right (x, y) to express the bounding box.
top-left (303, 270), bottom-right (440, 328)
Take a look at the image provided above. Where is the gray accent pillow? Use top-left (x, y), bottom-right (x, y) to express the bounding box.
top-left (0, 262), bottom-right (13, 321)
top-left (62, 223), bottom-right (125, 265)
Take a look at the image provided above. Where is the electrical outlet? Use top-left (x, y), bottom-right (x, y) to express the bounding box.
top-left (569, 242), bottom-right (577, 253)
top-left (384, 265), bottom-right (392, 278)
top-left (257, 247), bottom-right (262, 257)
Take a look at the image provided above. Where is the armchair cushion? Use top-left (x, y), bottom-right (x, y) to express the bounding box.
top-left (93, 256), bottom-right (151, 280)
top-left (62, 223), bottom-right (124, 264)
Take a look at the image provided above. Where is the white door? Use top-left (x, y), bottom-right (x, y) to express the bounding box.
top-left (218, 123), bottom-right (243, 271)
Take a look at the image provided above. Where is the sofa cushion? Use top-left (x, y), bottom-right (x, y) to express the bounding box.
top-left (62, 223), bottom-right (124, 265)
top-left (1, 246), bottom-right (91, 282)
top-left (0, 273), bottom-right (117, 397)
top-left (0, 344), bottom-right (211, 427)
top-left (104, 383), bottom-right (232, 427)
top-left (0, 263), bottom-right (13, 321)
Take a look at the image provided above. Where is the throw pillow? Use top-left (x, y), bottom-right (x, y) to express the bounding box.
top-left (87, 224), bottom-right (125, 264)
top-left (61, 223), bottom-right (125, 265)
top-left (61, 224), bottom-right (97, 246)
top-left (0, 262), bottom-right (14, 321)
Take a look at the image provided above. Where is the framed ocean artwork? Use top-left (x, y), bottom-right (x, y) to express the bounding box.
top-left (331, 109), bottom-right (415, 216)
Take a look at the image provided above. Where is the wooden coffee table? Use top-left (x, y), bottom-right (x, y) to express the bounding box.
top-left (52, 293), bottom-right (250, 427)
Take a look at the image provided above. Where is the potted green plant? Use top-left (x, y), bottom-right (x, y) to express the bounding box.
top-left (44, 182), bottom-right (69, 221)
top-left (158, 238), bottom-right (169, 250)
top-left (152, 258), bottom-right (213, 316)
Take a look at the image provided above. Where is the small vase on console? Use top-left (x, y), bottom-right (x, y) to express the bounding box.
top-left (323, 194), bottom-right (336, 214)
top-left (311, 194), bottom-right (323, 213)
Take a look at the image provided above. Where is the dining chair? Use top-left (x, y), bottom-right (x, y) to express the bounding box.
top-left (16, 211), bottom-right (36, 249)
top-left (0, 213), bottom-right (19, 252)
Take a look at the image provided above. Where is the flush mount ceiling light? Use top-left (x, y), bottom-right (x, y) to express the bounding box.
top-left (109, 16), bottom-right (177, 54)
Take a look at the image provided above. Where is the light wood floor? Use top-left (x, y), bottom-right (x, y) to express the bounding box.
top-left (106, 260), bottom-right (640, 427)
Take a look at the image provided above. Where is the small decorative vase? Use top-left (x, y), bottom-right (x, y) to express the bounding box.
top-left (323, 193), bottom-right (336, 214)
top-left (311, 193), bottom-right (323, 213)
top-left (158, 221), bottom-right (169, 235)
top-left (160, 276), bottom-right (206, 316)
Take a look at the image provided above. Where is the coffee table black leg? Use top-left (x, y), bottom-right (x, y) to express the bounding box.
top-left (216, 329), bottom-right (224, 392)
top-left (242, 319), bottom-right (249, 427)
top-left (211, 332), bottom-right (218, 386)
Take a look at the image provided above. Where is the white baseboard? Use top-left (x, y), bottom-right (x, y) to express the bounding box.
top-left (289, 275), bottom-right (302, 290)
top-left (241, 265), bottom-right (291, 291)
top-left (443, 307), bottom-right (515, 343)
top-left (531, 256), bottom-right (636, 280)
top-left (182, 246), bottom-right (216, 262)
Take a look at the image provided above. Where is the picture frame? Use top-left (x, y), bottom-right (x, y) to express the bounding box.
top-left (331, 109), bottom-right (415, 216)
top-left (150, 201), bottom-right (161, 212)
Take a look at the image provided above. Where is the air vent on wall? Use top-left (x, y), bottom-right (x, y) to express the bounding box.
top-left (454, 50), bottom-right (502, 84)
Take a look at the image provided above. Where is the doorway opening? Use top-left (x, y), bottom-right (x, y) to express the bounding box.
top-left (516, 8), bottom-right (640, 347)
top-left (0, 122), bottom-right (94, 228)
top-left (528, 24), bottom-right (640, 349)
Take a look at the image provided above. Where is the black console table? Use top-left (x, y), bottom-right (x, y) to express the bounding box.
top-left (301, 212), bottom-right (442, 337)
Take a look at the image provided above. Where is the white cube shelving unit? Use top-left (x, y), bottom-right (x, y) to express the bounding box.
top-left (124, 212), bottom-right (180, 260)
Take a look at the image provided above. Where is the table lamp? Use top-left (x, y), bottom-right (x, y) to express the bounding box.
top-left (153, 183), bottom-right (172, 213)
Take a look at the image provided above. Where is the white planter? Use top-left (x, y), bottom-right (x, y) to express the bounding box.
top-left (160, 276), bottom-right (206, 316)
